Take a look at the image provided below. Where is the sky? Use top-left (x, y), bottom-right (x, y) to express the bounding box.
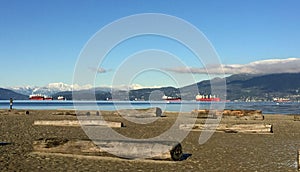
top-left (1, 0), bottom-right (300, 88)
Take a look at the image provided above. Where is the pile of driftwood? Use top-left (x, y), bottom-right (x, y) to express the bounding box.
top-left (191, 109), bottom-right (264, 120)
top-left (32, 107), bottom-right (273, 162)
top-left (32, 107), bottom-right (184, 161)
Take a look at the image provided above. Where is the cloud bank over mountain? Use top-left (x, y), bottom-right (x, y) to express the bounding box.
top-left (166, 58), bottom-right (300, 74)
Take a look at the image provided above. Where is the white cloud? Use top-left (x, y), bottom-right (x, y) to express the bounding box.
top-left (101, 84), bottom-right (162, 90)
top-left (165, 58), bottom-right (300, 74)
top-left (89, 67), bottom-right (111, 73)
top-left (128, 84), bottom-right (162, 90)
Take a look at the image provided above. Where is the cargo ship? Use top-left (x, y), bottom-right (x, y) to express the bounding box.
top-left (196, 94), bottom-right (221, 102)
top-left (273, 97), bottom-right (290, 103)
top-left (29, 94), bottom-right (53, 100)
top-left (44, 96), bottom-right (53, 100)
top-left (57, 96), bottom-right (66, 101)
top-left (162, 95), bottom-right (181, 102)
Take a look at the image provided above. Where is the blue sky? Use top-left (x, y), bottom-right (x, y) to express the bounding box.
top-left (1, 0), bottom-right (300, 88)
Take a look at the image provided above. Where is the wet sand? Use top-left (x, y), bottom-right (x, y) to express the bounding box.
top-left (0, 109), bottom-right (300, 171)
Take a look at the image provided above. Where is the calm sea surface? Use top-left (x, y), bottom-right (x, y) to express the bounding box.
top-left (0, 100), bottom-right (300, 115)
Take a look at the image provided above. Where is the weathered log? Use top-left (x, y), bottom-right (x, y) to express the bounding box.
top-left (179, 123), bottom-right (273, 134)
top-left (294, 115), bottom-right (300, 121)
top-left (191, 109), bottom-right (217, 118)
top-left (93, 140), bottom-right (182, 160)
top-left (52, 111), bottom-right (77, 116)
top-left (191, 109), bottom-right (264, 120)
top-left (114, 107), bottom-right (163, 118)
top-left (33, 120), bottom-right (123, 128)
top-left (33, 138), bottom-right (182, 161)
top-left (222, 110), bottom-right (264, 120)
top-left (298, 149), bottom-right (300, 171)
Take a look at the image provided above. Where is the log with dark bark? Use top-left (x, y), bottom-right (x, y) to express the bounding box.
top-left (33, 138), bottom-right (183, 161)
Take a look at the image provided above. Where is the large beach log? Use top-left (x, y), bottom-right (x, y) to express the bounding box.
top-left (191, 109), bottom-right (264, 120)
top-left (33, 120), bottom-right (123, 128)
top-left (52, 110), bottom-right (77, 116)
top-left (114, 107), bottom-right (163, 118)
top-left (93, 140), bottom-right (182, 160)
top-left (33, 138), bottom-right (182, 161)
top-left (294, 115), bottom-right (300, 121)
top-left (179, 123), bottom-right (273, 134)
top-left (191, 109), bottom-right (217, 118)
top-left (298, 149), bottom-right (300, 171)
top-left (222, 110), bottom-right (264, 120)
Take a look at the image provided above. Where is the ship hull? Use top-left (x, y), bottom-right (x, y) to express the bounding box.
top-left (29, 97), bottom-right (44, 100)
top-left (29, 94), bottom-right (53, 101)
top-left (163, 98), bottom-right (181, 102)
top-left (196, 98), bottom-right (221, 102)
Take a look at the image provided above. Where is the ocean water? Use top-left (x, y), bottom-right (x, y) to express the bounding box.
top-left (0, 100), bottom-right (299, 115)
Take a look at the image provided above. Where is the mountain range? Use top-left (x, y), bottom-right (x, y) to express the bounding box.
top-left (0, 88), bottom-right (28, 100)
top-left (8, 82), bottom-right (93, 96)
top-left (1, 73), bottom-right (300, 101)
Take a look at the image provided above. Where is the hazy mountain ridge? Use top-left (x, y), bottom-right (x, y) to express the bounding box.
top-left (225, 73), bottom-right (300, 101)
top-left (0, 88), bottom-right (28, 100)
top-left (180, 73), bottom-right (300, 101)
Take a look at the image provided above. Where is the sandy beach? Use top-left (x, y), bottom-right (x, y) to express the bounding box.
top-left (0, 109), bottom-right (300, 171)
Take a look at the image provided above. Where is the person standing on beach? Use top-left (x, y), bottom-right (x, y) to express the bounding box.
top-left (9, 98), bottom-right (13, 110)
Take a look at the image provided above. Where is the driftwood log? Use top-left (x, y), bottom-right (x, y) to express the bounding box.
top-left (223, 110), bottom-right (264, 120)
top-left (33, 138), bottom-right (182, 161)
top-left (191, 109), bottom-right (264, 120)
top-left (191, 109), bottom-right (218, 118)
top-left (114, 107), bottom-right (163, 118)
top-left (179, 123), bottom-right (273, 134)
top-left (33, 120), bottom-right (123, 128)
top-left (294, 115), bottom-right (300, 121)
top-left (52, 110), bottom-right (77, 116)
top-left (298, 149), bottom-right (300, 170)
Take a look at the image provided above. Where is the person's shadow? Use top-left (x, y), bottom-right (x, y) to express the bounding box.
top-left (180, 153), bottom-right (192, 161)
top-left (0, 142), bottom-right (12, 146)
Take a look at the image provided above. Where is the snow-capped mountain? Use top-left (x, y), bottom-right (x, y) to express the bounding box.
top-left (9, 82), bottom-right (93, 96)
top-left (8, 82), bottom-right (163, 96)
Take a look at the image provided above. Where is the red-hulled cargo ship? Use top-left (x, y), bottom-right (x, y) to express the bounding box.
top-left (196, 94), bottom-right (221, 102)
top-left (29, 94), bottom-right (53, 100)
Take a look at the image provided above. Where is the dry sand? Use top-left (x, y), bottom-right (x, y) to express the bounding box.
top-left (0, 109), bottom-right (300, 171)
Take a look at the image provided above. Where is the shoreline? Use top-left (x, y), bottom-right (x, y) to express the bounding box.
top-left (1, 108), bottom-right (300, 116)
top-left (1, 100), bottom-right (300, 115)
